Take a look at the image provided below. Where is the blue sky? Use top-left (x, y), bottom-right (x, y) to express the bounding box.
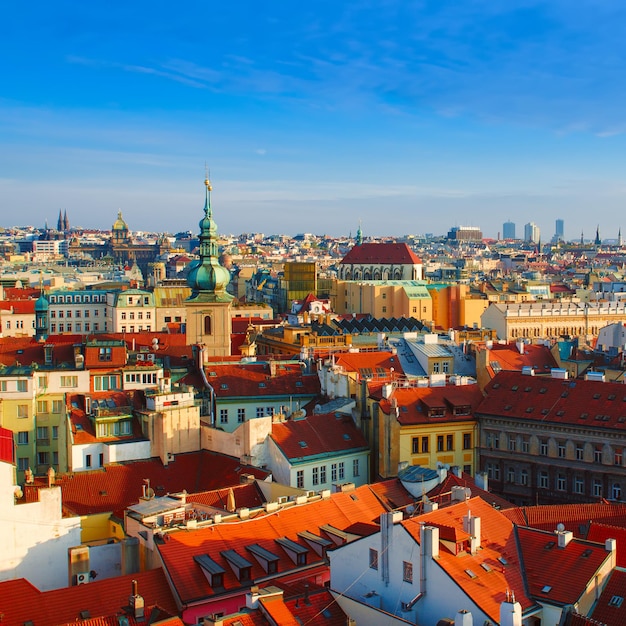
top-left (2, 1), bottom-right (626, 239)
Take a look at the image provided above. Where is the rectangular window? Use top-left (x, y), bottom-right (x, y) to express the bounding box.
top-left (17, 405), bottom-right (28, 418)
top-left (220, 409), bottom-right (228, 424)
top-left (575, 477), bottom-right (584, 494)
top-left (99, 453), bottom-right (104, 467)
top-left (320, 465), bottom-right (327, 483)
top-left (99, 347), bottom-right (112, 361)
top-left (52, 400), bottom-right (63, 413)
top-left (522, 437), bottom-right (530, 453)
top-left (52, 425), bottom-right (58, 439)
top-left (432, 362), bottom-right (440, 373)
top-left (412, 437), bottom-right (420, 454)
top-left (558, 442), bottom-right (566, 458)
top-left (403, 561), bottom-right (413, 583)
top-left (540, 440), bottom-right (548, 456)
top-left (557, 474), bottom-right (566, 491)
top-left (463, 433), bottom-right (471, 450)
top-left (238, 408), bottom-right (245, 423)
top-left (422, 436), bottom-right (429, 453)
top-left (595, 447), bottom-right (603, 463)
top-left (84, 322), bottom-right (90, 331)
top-left (0, 381), bottom-right (6, 392)
top-left (576, 445), bottom-right (584, 461)
top-left (446, 434), bottom-right (454, 451)
top-left (37, 400), bottom-right (49, 413)
top-left (353, 459), bottom-right (360, 477)
top-left (338, 462), bottom-right (345, 480)
top-left (60, 376), bottom-right (78, 388)
top-left (312, 467), bottom-right (319, 486)
top-left (539, 472), bottom-right (549, 489)
top-left (296, 470), bottom-right (304, 489)
top-left (256, 407), bottom-right (264, 418)
top-left (331, 463), bottom-right (337, 482)
top-left (520, 470), bottom-right (528, 486)
top-left (508, 437), bottom-right (516, 452)
top-left (18, 457), bottom-right (29, 471)
top-left (593, 480), bottom-right (603, 497)
top-left (615, 448), bottom-right (623, 466)
top-left (146, 312), bottom-right (151, 319)
top-left (37, 451), bottom-right (49, 466)
top-left (507, 467), bottom-right (515, 483)
top-left (17, 431), bottom-right (29, 445)
top-left (266, 406), bottom-right (274, 416)
top-left (17, 380), bottom-right (27, 392)
top-left (86, 454), bottom-right (92, 468)
top-left (442, 361), bottom-right (450, 373)
top-left (37, 426), bottom-right (49, 441)
top-left (369, 548), bottom-right (379, 570)
top-left (437, 435), bottom-right (444, 452)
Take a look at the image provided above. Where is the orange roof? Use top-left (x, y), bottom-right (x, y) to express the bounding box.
top-left (340, 242), bottom-right (422, 265)
top-left (0, 299), bottom-right (35, 314)
top-left (270, 412), bottom-right (369, 461)
top-left (333, 350), bottom-right (405, 378)
top-left (404, 497), bottom-right (534, 623)
top-left (24, 451), bottom-right (270, 516)
top-left (590, 568), bottom-right (626, 624)
top-left (0, 568), bottom-right (177, 626)
top-left (479, 342), bottom-right (558, 375)
top-left (379, 384), bottom-right (483, 425)
top-left (157, 485), bottom-right (386, 606)
top-left (517, 526), bottom-right (611, 605)
top-left (587, 522), bottom-right (626, 567)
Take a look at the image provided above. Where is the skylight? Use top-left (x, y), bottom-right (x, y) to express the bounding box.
top-left (541, 585), bottom-right (552, 594)
top-left (464, 569), bottom-right (477, 579)
top-left (480, 562), bottom-right (492, 572)
top-left (609, 595), bottom-right (624, 608)
top-left (299, 441), bottom-right (307, 448)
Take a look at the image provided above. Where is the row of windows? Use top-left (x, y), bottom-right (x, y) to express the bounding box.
top-left (5, 320), bottom-right (30, 330)
top-left (124, 296), bottom-right (151, 305)
top-left (121, 311), bottom-right (151, 320)
top-left (412, 433), bottom-right (472, 454)
top-left (296, 460), bottom-right (360, 488)
top-left (368, 549), bottom-right (413, 583)
top-left (37, 400), bottom-right (64, 413)
top-left (485, 463), bottom-right (623, 499)
top-left (51, 309), bottom-right (101, 318)
top-left (17, 451), bottom-right (60, 470)
top-left (486, 432), bottom-right (624, 465)
top-left (50, 322), bottom-right (101, 333)
top-left (0, 380), bottom-right (29, 392)
top-left (125, 372), bottom-right (158, 384)
top-left (96, 420), bottom-right (132, 437)
top-left (220, 408), bottom-right (247, 424)
top-left (18, 426), bottom-right (59, 444)
top-left (49, 294), bottom-right (106, 304)
top-left (93, 375), bottom-right (121, 391)
top-left (120, 325), bottom-right (152, 333)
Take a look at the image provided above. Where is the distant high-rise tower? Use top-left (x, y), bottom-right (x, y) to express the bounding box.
top-left (555, 218), bottom-right (564, 242)
top-left (524, 222), bottom-right (540, 244)
top-left (619, 228), bottom-right (623, 247)
top-left (503, 221), bottom-right (516, 240)
top-left (595, 225), bottom-right (601, 246)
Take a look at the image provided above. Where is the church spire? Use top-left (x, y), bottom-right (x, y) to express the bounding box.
top-left (595, 225), bottom-right (601, 246)
top-left (355, 220), bottom-right (363, 246)
top-left (57, 209), bottom-right (63, 231)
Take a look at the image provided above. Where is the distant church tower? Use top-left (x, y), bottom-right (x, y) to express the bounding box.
top-left (595, 225), bottom-right (601, 246)
top-left (355, 221), bottom-right (363, 246)
top-left (185, 175), bottom-right (234, 359)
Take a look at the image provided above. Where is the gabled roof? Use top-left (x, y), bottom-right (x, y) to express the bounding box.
top-left (589, 567), bottom-right (626, 624)
top-left (427, 471), bottom-right (515, 511)
top-left (0, 568), bottom-right (177, 626)
top-left (204, 362), bottom-right (320, 399)
top-left (24, 451), bottom-right (270, 516)
top-left (587, 522), bottom-right (626, 567)
top-left (332, 350), bottom-right (404, 378)
top-left (480, 342), bottom-right (558, 375)
top-left (157, 485), bottom-right (386, 605)
top-left (402, 497), bottom-right (534, 623)
top-left (187, 483), bottom-right (266, 512)
top-left (517, 526), bottom-right (611, 605)
top-left (0, 299), bottom-right (35, 314)
top-left (340, 242), bottom-right (422, 265)
top-left (270, 412), bottom-right (369, 461)
top-left (479, 371), bottom-right (626, 428)
top-left (379, 384), bottom-right (483, 425)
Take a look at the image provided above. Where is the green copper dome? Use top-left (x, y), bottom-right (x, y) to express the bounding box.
top-left (34, 293), bottom-right (49, 312)
top-left (186, 177), bottom-right (234, 303)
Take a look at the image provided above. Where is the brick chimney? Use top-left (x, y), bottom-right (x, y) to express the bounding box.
top-left (129, 579), bottom-right (144, 619)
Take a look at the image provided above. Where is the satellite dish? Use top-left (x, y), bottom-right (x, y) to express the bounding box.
top-left (152, 337), bottom-right (159, 351)
top-left (557, 523), bottom-right (565, 532)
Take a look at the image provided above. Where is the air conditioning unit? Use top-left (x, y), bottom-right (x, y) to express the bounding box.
top-left (76, 572), bottom-right (90, 585)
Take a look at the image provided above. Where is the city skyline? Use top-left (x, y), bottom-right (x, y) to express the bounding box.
top-left (3, 3), bottom-right (626, 238)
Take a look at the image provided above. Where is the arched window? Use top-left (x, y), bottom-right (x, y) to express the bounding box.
top-left (204, 315), bottom-right (212, 335)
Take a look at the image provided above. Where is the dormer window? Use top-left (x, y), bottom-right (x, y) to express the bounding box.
top-left (220, 549), bottom-right (253, 582)
top-left (194, 554), bottom-right (226, 589)
top-left (275, 537), bottom-right (308, 566)
top-left (246, 543), bottom-right (280, 574)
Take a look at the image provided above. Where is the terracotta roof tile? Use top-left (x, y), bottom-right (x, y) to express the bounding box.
top-left (0, 568), bottom-right (177, 626)
top-left (157, 485), bottom-right (386, 606)
top-left (340, 242), bottom-right (422, 265)
top-left (590, 568), bottom-right (626, 624)
top-left (24, 451), bottom-right (270, 516)
top-left (270, 412), bottom-right (369, 461)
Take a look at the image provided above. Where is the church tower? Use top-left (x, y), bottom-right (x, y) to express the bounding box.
top-left (185, 175), bottom-right (234, 359)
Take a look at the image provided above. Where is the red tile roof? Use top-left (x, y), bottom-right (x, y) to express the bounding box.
top-left (479, 371), bottom-right (626, 428)
top-left (24, 451), bottom-right (270, 516)
top-left (0, 568), bottom-right (178, 626)
top-left (270, 412), bottom-right (369, 461)
top-left (404, 497), bottom-right (534, 623)
top-left (589, 568), bottom-right (626, 624)
top-left (379, 384), bottom-right (483, 425)
top-left (587, 522), bottom-right (626, 567)
top-left (0, 299), bottom-right (35, 313)
top-left (157, 485), bottom-right (386, 606)
top-left (479, 342), bottom-right (558, 374)
top-left (517, 526), bottom-right (611, 605)
top-left (204, 362), bottom-right (320, 399)
top-left (427, 471), bottom-right (515, 511)
top-left (187, 483), bottom-right (266, 512)
top-left (333, 350), bottom-right (405, 378)
top-left (340, 242), bottom-right (422, 265)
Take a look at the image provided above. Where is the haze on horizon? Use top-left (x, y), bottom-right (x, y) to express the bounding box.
top-left (2, 1), bottom-right (626, 241)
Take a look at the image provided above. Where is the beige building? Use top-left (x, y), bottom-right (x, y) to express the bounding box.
top-left (481, 301), bottom-right (626, 342)
top-left (426, 283), bottom-right (489, 330)
top-left (334, 280), bottom-right (432, 321)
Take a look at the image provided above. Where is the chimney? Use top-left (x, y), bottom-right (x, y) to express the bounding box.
top-left (129, 579), bottom-right (145, 619)
top-left (606, 538), bottom-right (617, 552)
top-left (463, 511), bottom-right (481, 554)
top-left (421, 525), bottom-right (440, 559)
top-left (455, 609), bottom-right (473, 626)
top-left (47, 466), bottom-right (56, 487)
top-left (555, 523), bottom-right (573, 548)
top-left (499, 591), bottom-right (522, 626)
